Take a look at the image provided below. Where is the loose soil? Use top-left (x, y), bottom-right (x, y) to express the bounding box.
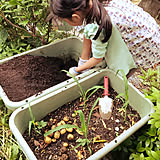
top-left (0, 55), bottom-right (77, 102)
top-left (23, 87), bottom-right (141, 160)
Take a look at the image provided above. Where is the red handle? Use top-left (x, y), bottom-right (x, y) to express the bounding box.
top-left (103, 76), bottom-right (110, 96)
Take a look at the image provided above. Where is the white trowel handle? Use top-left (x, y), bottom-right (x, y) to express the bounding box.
top-left (103, 76), bottom-right (110, 96)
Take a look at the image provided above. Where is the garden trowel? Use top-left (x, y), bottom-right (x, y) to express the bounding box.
top-left (99, 76), bottom-right (113, 120)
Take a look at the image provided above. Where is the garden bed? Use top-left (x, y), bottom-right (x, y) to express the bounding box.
top-left (23, 87), bottom-right (141, 160)
top-left (0, 54), bottom-right (77, 102)
top-left (0, 37), bottom-right (90, 110)
top-left (9, 69), bottom-right (154, 160)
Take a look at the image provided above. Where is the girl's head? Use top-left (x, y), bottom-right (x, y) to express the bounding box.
top-left (50, 0), bottom-right (112, 42)
top-left (50, 0), bottom-right (91, 26)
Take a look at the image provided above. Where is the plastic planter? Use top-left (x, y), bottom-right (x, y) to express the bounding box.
top-left (9, 68), bottom-right (154, 160)
top-left (0, 37), bottom-right (100, 111)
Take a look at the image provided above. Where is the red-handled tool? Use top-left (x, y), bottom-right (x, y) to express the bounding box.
top-left (99, 76), bottom-right (113, 120)
top-left (103, 76), bottom-right (110, 96)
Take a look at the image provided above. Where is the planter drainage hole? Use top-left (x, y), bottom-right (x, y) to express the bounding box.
top-left (26, 100), bottom-right (28, 103)
top-left (115, 140), bottom-right (117, 143)
top-left (21, 107), bottom-right (24, 109)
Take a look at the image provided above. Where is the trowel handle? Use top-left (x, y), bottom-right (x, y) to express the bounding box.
top-left (103, 76), bottom-right (110, 96)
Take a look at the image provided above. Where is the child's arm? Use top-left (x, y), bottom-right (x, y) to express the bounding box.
top-left (75, 57), bottom-right (103, 72)
top-left (80, 35), bottom-right (92, 60)
top-left (76, 34), bottom-right (104, 72)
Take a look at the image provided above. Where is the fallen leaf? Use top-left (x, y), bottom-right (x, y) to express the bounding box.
top-left (34, 140), bottom-right (40, 146)
top-left (93, 105), bottom-right (100, 110)
top-left (92, 112), bottom-right (101, 118)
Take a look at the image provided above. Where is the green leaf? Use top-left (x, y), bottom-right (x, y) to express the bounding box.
top-left (147, 126), bottom-right (157, 136)
top-left (62, 70), bottom-right (85, 98)
top-left (19, 20), bottom-right (29, 26)
top-left (76, 110), bottom-right (86, 133)
top-left (139, 153), bottom-right (145, 160)
top-left (44, 124), bottom-right (81, 137)
top-left (86, 97), bottom-right (100, 134)
top-left (84, 85), bottom-right (104, 101)
top-left (138, 135), bottom-right (147, 142)
top-left (28, 120), bottom-right (32, 136)
top-left (10, 143), bottom-right (19, 160)
top-left (34, 10), bottom-right (39, 15)
top-left (145, 138), bottom-right (150, 147)
top-left (9, 0), bottom-right (19, 5)
top-left (37, 120), bottom-right (47, 129)
top-left (155, 121), bottom-right (160, 128)
top-left (151, 150), bottom-right (160, 160)
top-left (136, 142), bottom-right (146, 152)
top-left (0, 28), bottom-right (8, 44)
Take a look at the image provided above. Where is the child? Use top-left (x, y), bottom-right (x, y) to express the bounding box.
top-left (50, 0), bottom-right (160, 77)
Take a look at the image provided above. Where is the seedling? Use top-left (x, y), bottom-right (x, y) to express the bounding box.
top-left (116, 69), bottom-right (129, 121)
top-left (44, 97), bottom-right (100, 154)
top-left (62, 70), bottom-right (104, 109)
top-left (28, 103), bottom-right (47, 136)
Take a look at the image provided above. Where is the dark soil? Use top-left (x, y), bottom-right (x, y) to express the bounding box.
top-left (23, 88), bottom-right (141, 160)
top-left (0, 55), bottom-right (77, 102)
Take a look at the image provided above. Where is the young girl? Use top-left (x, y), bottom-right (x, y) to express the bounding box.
top-left (50, 0), bottom-right (160, 77)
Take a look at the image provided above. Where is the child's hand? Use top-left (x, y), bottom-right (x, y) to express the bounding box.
top-left (78, 57), bottom-right (90, 73)
top-left (67, 67), bottom-right (79, 77)
top-left (78, 57), bottom-right (88, 66)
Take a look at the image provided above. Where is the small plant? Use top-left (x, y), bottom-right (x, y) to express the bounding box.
top-left (45, 97), bottom-right (100, 154)
top-left (116, 69), bottom-right (129, 120)
top-left (62, 70), bottom-right (104, 109)
top-left (138, 66), bottom-right (160, 91)
top-left (28, 103), bottom-right (47, 136)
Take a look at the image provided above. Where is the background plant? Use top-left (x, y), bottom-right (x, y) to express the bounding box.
top-left (112, 66), bottom-right (160, 160)
top-left (0, 100), bottom-right (26, 160)
top-left (0, 0), bottom-right (72, 60)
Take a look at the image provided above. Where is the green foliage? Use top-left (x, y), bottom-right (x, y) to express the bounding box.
top-left (0, 0), bottom-right (72, 59)
top-left (128, 67), bottom-right (160, 160)
top-left (45, 97), bottom-right (100, 154)
top-left (0, 101), bottom-right (25, 160)
top-left (138, 67), bottom-right (160, 91)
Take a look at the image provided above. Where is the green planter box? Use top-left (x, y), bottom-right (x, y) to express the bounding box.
top-left (9, 68), bottom-right (154, 160)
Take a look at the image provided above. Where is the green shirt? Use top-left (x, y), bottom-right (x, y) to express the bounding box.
top-left (84, 23), bottom-right (136, 75)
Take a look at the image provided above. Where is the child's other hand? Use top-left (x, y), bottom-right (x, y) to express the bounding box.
top-left (67, 67), bottom-right (79, 77)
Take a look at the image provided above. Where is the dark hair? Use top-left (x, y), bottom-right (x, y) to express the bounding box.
top-left (50, 0), bottom-right (112, 42)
